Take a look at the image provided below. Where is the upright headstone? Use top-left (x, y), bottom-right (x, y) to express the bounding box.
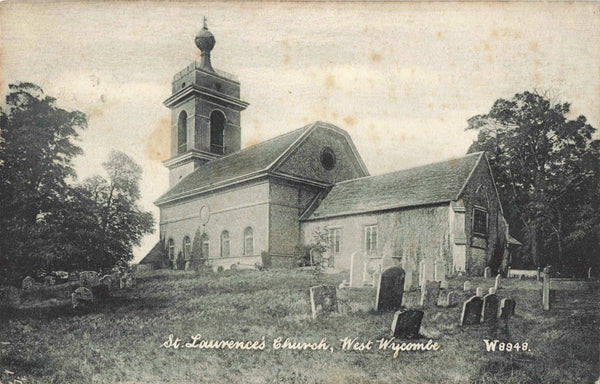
top-left (391, 309), bottom-right (424, 339)
top-left (484, 266), bottom-right (492, 278)
top-left (349, 252), bottom-right (366, 288)
top-left (372, 271), bottom-right (382, 290)
top-left (460, 296), bottom-right (483, 326)
top-left (100, 275), bottom-right (115, 291)
top-left (80, 271), bottom-right (100, 287)
top-left (434, 260), bottom-right (446, 283)
top-left (420, 280), bottom-right (441, 307)
top-left (499, 298), bottom-right (516, 321)
top-left (71, 287), bottom-right (93, 309)
top-left (309, 285), bottom-right (338, 319)
top-left (476, 287), bottom-right (485, 297)
top-left (22, 276), bottom-right (36, 290)
top-left (419, 258), bottom-right (435, 286)
top-left (543, 267), bottom-right (550, 311)
top-left (488, 287), bottom-right (496, 295)
top-left (376, 267), bottom-right (405, 311)
top-left (494, 274), bottom-right (501, 290)
top-left (446, 291), bottom-right (459, 307)
top-left (403, 268), bottom-right (413, 291)
top-left (463, 281), bottom-right (472, 292)
top-left (68, 271), bottom-right (80, 282)
top-left (588, 267), bottom-right (592, 280)
top-left (440, 280), bottom-right (449, 289)
top-left (481, 294), bottom-right (499, 323)
top-left (537, 268), bottom-right (541, 281)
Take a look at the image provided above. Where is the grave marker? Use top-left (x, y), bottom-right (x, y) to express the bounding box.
top-left (391, 309), bottom-right (424, 339)
top-left (461, 296), bottom-right (483, 326)
top-left (499, 298), bottom-right (516, 321)
top-left (310, 285), bottom-right (338, 319)
top-left (420, 280), bottom-right (441, 307)
top-left (463, 281), bottom-right (472, 292)
top-left (349, 252), bottom-right (366, 288)
top-left (494, 274), bottom-right (501, 290)
top-left (22, 276), bottom-right (36, 290)
top-left (419, 258), bottom-right (435, 286)
top-left (476, 287), bottom-right (485, 297)
top-left (446, 291), bottom-right (459, 307)
top-left (543, 266), bottom-right (550, 311)
top-left (484, 266), bottom-right (492, 278)
top-left (376, 267), bottom-right (405, 311)
top-left (481, 293), bottom-right (499, 323)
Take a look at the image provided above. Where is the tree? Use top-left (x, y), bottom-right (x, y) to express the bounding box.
top-left (467, 91), bottom-right (599, 274)
top-left (77, 151), bottom-right (154, 271)
top-left (0, 83), bottom-right (87, 282)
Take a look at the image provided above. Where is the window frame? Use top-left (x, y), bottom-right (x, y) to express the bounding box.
top-left (327, 227), bottom-right (342, 255)
top-left (167, 238), bottom-right (175, 260)
top-left (183, 236), bottom-right (191, 259)
top-left (201, 233), bottom-right (210, 259)
top-left (472, 206), bottom-right (488, 236)
top-left (243, 227), bottom-right (254, 256)
top-left (364, 225), bottom-right (378, 254)
top-left (221, 230), bottom-right (230, 257)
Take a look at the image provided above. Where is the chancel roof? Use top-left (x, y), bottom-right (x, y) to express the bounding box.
top-left (304, 152), bottom-right (484, 220)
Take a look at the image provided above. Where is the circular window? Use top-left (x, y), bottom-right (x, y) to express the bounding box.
top-left (320, 147), bottom-right (336, 170)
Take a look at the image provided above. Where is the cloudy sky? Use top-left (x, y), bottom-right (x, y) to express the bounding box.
top-left (1, 2), bottom-right (599, 261)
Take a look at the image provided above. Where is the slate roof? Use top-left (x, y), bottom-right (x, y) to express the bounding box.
top-left (155, 123), bottom-right (313, 205)
top-left (305, 152), bottom-right (484, 220)
top-left (139, 241), bottom-right (164, 265)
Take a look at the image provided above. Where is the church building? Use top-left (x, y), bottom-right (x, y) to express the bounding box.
top-left (142, 23), bottom-right (517, 278)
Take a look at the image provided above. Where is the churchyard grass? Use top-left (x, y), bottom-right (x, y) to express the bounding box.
top-left (1, 269), bottom-right (598, 383)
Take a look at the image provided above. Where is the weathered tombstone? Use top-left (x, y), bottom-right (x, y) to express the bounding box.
top-left (494, 274), bottom-right (501, 290)
top-left (440, 280), bottom-right (449, 290)
top-left (22, 276), bottom-right (36, 290)
top-left (499, 298), bottom-right (516, 321)
top-left (52, 271), bottom-right (69, 284)
top-left (43, 276), bottom-right (56, 286)
top-left (542, 267), bottom-right (550, 311)
top-left (588, 267), bottom-right (592, 280)
top-left (376, 267), bottom-right (405, 311)
top-left (420, 280), bottom-right (441, 307)
top-left (484, 266), bottom-right (492, 278)
top-left (309, 285), bottom-right (338, 319)
top-left (100, 275), bottom-right (115, 291)
top-left (419, 258), bottom-right (435, 286)
top-left (68, 271), bottom-right (80, 282)
top-left (391, 309), bottom-right (424, 339)
top-left (80, 271), bottom-right (100, 287)
top-left (72, 287), bottom-right (93, 309)
top-left (488, 287), bottom-right (496, 295)
top-left (372, 271), bottom-right (382, 290)
top-left (476, 287), bottom-right (485, 297)
top-left (446, 291), bottom-right (459, 307)
top-left (537, 268), bottom-right (541, 281)
top-left (349, 252), bottom-right (366, 288)
top-left (463, 281), bottom-right (472, 292)
top-left (434, 260), bottom-right (446, 283)
top-left (460, 296), bottom-right (483, 326)
top-left (184, 261), bottom-right (192, 271)
top-left (481, 294), bottom-right (499, 323)
top-left (403, 267), bottom-right (413, 291)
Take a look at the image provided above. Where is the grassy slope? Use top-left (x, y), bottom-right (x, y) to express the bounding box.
top-left (0, 269), bottom-right (598, 384)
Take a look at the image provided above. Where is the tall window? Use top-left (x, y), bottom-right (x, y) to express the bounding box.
top-left (244, 227), bottom-right (254, 255)
top-left (177, 111), bottom-right (187, 154)
top-left (167, 238), bottom-right (175, 261)
top-left (365, 225), bottom-right (378, 254)
top-left (473, 208), bottom-right (488, 236)
top-left (201, 233), bottom-right (210, 259)
top-left (221, 231), bottom-right (230, 257)
top-left (183, 236), bottom-right (191, 259)
top-left (328, 228), bottom-right (341, 255)
top-left (210, 110), bottom-right (225, 155)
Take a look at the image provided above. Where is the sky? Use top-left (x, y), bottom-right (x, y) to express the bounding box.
top-left (1, 2), bottom-right (599, 262)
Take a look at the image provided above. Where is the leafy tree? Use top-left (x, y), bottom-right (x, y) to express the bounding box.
top-left (77, 151), bottom-right (154, 271)
top-left (467, 91), bottom-right (599, 274)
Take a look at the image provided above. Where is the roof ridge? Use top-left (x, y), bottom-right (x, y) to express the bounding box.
top-left (333, 151), bottom-right (484, 186)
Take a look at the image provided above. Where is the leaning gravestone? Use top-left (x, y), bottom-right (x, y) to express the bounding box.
top-left (22, 276), bottom-right (36, 290)
top-left (420, 280), bottom-right (441, 307)
top-left (460, 296), bottom-right (483, 326)
top-left (499, 298), bottom-right (516, 321)
top-left (349, 252), bottom-right (367, 288)
top-left (481, 294), bottom-right (499, 323)
top-left (464, 281), bottom-right (472, 292)
top-left (484, 266), bottom-right (492, 278)
top-left (72, 287), bottom-right (93, 309)
top-left (376, 267), bottom-right (405, 311)
top-left (309, 285), bottom-right (338, 319)
top-left (391, 309), bottom-right (424, 339)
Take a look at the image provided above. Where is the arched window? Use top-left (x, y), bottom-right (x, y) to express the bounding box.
top-left (244, 227), bottom-right (254, 256)
top-left (167, 238), bottom-right (175, 261)
top-left (221, 231), bottom-right (230, 257)
top-left (183, 236), bottom-right (191, 259)
top-left (177, 110), bottom-right (187, 154)
top-left (201, 233), bottom-right (210, 259)
top-left (210, 110), bottom-right (226, 155)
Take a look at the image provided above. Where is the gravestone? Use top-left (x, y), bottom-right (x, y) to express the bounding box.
top-left (494, 274), bottom-right (501, 290)
top-left (543, 266), bottom-right (550, 311)
top-left (391, 309), bottom-right (424, 339)
top-left (481, 294), bottom-right (499, 323)
top-left (80, 271), bottom-right (100, 287)
top-left (463, 281), bottom-right (472, 292)
top-left (419, 258), bottom-right (435, 286)
top-left (100, 275), bottom-right (116, 291)
top-left (71, 287), bottom-right (93, 309)
top-left (43, 276), bottom-right (56, 286)
top-left (484, 266), bottom-right (492, 278)
top-left (22, 276), bottom-right (36, 290)
top-left (460, 296), bottom-right (483, 326)
top-left (309, 285), bottom-right (338, 319)
top-left (68, 272), bottom-right (80, 282)
top-left (488, 287), bottom-right (496, 295)
top-left (434, 260), bottom-right (446, 283)
top-left (446, 291), bottom-right (459, 307)
top-left (499, 298), bottom-right (516, 321)
top-left (120, 273), bottom-right (134, 289)
top-left (588, 267), bottom-right (592, 280)
top-left (52, 271), bottom-right (69, 284)
top-left (476, 287), bottom-right (485, 297)
top-left (349, 252), bottom-right (367, 288)
top-left (403, 267), bottom-right (413, 291)
top-left (376, 267), bottom-right (405, 311)
top-left (420, 280), bottom-right (441, 307)
top-left (372, 271), bottom-right (381, 290)
top-left (440, 280), bottom-right (449, 289)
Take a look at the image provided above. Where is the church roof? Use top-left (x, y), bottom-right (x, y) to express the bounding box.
top-left (155, 123), bottom-right (314, 205)
top-left (304, 152), bottom-right (484, 221)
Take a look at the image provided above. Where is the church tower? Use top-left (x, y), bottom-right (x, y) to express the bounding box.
top-left (163, 20), bottom-right (249, 187)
